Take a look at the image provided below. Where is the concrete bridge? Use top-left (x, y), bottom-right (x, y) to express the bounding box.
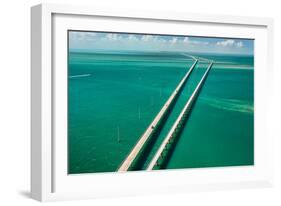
top-left (118, 59), bottom-right (198, 172)
top-left (146, 62), bottom-right (213, 170)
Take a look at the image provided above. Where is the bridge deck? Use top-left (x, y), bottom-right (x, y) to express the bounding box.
top-left (146, 62), bottom-right (213, 170)
top-left (118, 59), bottom-right (198, 172)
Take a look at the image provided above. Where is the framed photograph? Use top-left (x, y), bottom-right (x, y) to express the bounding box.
top-left (31, 3), bottom-right (274, 201)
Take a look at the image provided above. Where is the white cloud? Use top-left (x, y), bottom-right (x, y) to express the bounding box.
top-left (69, 32), bottom-right (98, 41)
top-left (170, 37), bottom-right (178, 44)
top-left (141, 35), bottom-right (153, 41)
top-left (216, 39), bottom-right (244, 49)
top-left (69, 31), bottom-right (251, 54)
top-left (216, 39), bottom-right (235, 47)
top-left (236, 41), bottom-right (243, 48)
top-left (69, 32), bottom-right (84, 41)
top-left (84, 32), bottom-right (96, 38)
top-left (182, 37), bottom-right (209, 45)
top-left (106, 33), bottom-right (122, 41)
top-left (183, 37), bottom-right (189, 43)
top-left (191, 40), bottom-right (209, 45)
top-left (128, 34), bottom-right (138, 41)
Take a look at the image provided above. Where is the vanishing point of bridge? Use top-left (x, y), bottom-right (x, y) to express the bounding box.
top-left (118, 55), bottom-right (213, 172)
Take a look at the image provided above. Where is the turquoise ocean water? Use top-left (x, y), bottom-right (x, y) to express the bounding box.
top-left (68, 51), bottom-right (254, 174)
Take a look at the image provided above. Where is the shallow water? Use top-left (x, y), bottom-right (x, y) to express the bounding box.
top-left (68, 51), bottom-right (254, 174)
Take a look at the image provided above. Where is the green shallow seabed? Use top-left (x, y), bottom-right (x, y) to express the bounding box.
top-left (68, 51), bottom-right (254, 174)
top-left (165, 67), bottom-right (254, 170)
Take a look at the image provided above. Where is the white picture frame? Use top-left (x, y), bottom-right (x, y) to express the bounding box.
top-left (31, 3), bottom-right (274, 202)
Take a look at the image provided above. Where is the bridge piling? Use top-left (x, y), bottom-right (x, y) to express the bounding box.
top-left (146, 62), bottom-right (213, 171)
top-left (118, 59), bottom-right (198, 172)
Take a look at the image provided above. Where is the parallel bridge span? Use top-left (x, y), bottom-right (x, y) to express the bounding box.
top-left (146, 62), bottom-right (213, 171)
top-left (118, 59), bottom-right (198, 172)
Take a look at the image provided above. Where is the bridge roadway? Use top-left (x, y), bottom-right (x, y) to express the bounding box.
top-left (118, 59), bottom-right (198, 172)
top-left (146, 62), bottom-right (213, 170)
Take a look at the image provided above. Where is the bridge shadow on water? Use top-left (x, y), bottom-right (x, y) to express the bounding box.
top-left (158, 105), bottom-right (195, 170)
top-left (128, 61), bottom-right (212, 171)
top-left (129, 71), bottom-right (193, 171)
top-left (157, 70), bottom-right (211, 170)
top-left (130, 106), bottom-right (172, 171)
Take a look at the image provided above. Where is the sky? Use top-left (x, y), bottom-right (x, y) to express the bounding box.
top-left (69, 31), bottom-right (254, 55)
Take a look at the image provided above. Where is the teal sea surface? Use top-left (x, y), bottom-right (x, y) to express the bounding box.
top-left (68, 51), bottom-right (254, 174)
